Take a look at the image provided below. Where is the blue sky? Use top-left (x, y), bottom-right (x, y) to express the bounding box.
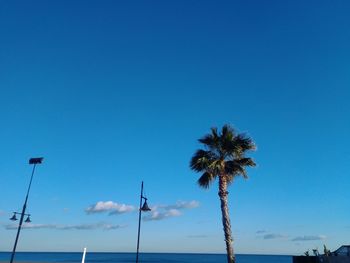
top-left (0, 0), bottom-right (350, 255)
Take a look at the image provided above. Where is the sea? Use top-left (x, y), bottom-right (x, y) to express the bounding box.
top-left (0, 252), bottom-right (292, 263)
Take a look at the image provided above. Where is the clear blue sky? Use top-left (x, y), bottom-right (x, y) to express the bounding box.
top-left (0, 0), bottom-right (349, 255)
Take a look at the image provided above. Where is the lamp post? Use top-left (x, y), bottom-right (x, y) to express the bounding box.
top-left (9, 157), bottom-right (43, 263)
top-left (136, 181), bottom-right (151, 263)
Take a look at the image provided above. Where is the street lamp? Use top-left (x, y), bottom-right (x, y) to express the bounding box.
top-left (136, 181), bottom-right (151, 263)
top-left (9, 157), bottom-right (43, 263)
top-left (10, 212), bottom-right (31, 223)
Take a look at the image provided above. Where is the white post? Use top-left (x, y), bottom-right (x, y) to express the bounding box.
top-left (81, 247), bottom-right (87, 263)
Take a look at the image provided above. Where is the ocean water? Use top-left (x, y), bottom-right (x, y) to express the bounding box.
top-left (0, 252), bottom-right (292, 263)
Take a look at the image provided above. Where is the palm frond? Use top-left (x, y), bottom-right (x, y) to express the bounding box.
top-left (190, 149), bottom-right (215, 172)
top-left (221, 126), bottom-right (236, 155)
top-left (198, 127), bottom-right (220, 151)
top-left (222, 124), bottom-right (235, 140)
top-left (198, 134), bottom-right (214, 147)
top-left (198, 172), bottom-right (216, 188)
top-left (208, 159), bottom-right (224, 175)
top-left (235, 157), bottom-right (256, 167)
top-left (233, 134), bottom-right (256, 152)
top-left (224, 161), bottom-right (247, 178)
top-left (221, 133), bottom-right (256, 158)
top-left (211, 127), bottom-right (219, 139)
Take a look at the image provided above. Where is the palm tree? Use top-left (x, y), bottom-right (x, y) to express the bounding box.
top-left (190, 124), bottom-right (256, 263)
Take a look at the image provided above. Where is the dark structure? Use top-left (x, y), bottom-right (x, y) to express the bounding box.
top-left (293, 246), bottom-right (350, 263)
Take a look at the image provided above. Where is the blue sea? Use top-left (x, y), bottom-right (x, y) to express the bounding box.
top-left (0, 252), bottom-right (292, 263)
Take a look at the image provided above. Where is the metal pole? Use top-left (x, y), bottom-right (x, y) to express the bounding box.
top-left (9, 164), bottom-right (37, 263)
top-left (136, 181), bottom-right (143, 263)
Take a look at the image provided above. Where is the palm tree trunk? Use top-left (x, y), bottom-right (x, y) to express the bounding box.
top-left (218, 175), bottom-right (235, 263)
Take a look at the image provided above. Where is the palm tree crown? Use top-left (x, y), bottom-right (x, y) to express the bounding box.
top-left (190, 124), bottom-right (256, 188)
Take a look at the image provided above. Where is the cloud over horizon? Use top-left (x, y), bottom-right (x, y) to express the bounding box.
top-left (159, 200), bottom-right (200, 210)
top-left (263, 233), bottom-right (287, 240)
top-left (143, 208), bottom-right (182, 221)
top-left (4, 222), bottom-right (126, 231)
top-left (85, 201), bottom-right (135, 215)
top-left (291, 235), bottom-right (326, 242)
top-left (143, 200), bottom-right (199, 222)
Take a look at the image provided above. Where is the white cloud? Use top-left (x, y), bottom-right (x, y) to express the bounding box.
top-left (158, 200), bottom-right (200, 210)
top-left (142, 200), bottom-right (199, 222)
top-left (85, 201), bottom-right (135, 215)
top-left (143, 209), bottom-right (182, 221)
top-left (291, 235), bottom-right (326, 242)
top-left (170, 200), bottom-right (200, 209)
top-left (263, 234), bottom-right (287, 240)
top-left (255, 230), bottom-right (287, 240)
top-left (4, 222), bottom-right (126, 231)
top-left (5, 224), bottom-right (54, 230)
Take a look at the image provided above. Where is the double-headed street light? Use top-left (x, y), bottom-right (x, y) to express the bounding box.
top-left (136, 181), bottom-right (151, 263)
top-left (10, 212), bottom-right (31, 223)
top-left (9, 157), bottom-right (43, 263)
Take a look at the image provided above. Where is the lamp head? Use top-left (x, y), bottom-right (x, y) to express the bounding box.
top-left (10, 213), bottom-right (17, 221)
top-left (141, 200), bottom-right (151, 212)
top-left (25, 215), bottom-right (31, 223)
top-left (29, 157), bottom-right (44, 164)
